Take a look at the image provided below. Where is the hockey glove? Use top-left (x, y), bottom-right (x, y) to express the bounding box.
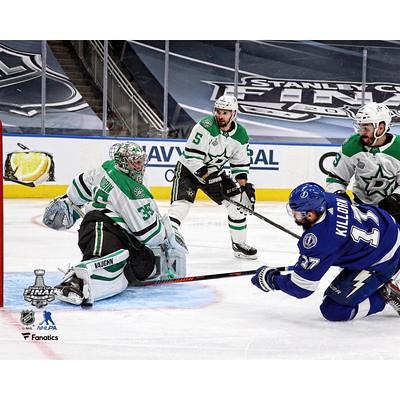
top-left (334, 190), bottom-right (351, 202)
top-left (379, 193), bottom-right (400, 221)
top-left (43, 195), bottom-right (83, 230)
top-left (238, 183), bottom-right (256, 214)
top-left (204, 172), bottom-right (224, 200)
top-left (251, 266), bottom-right (280, 293)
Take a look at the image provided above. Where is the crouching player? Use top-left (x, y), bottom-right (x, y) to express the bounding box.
top-left (42, 141), bottom-right (187, 306)
top-left (251, 182), bottom-right (400, 321)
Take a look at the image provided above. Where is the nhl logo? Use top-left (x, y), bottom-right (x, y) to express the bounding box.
top-left (20, 310), bottom-right (35, 326)
top-left (0, 43), bottom-right (88, 117)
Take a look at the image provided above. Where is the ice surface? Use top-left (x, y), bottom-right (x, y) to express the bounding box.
top-left (1, 199), bottom-right (400, 360)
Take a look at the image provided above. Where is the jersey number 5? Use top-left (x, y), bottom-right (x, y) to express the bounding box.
top-left (193, 132), bottom-right (203, 145)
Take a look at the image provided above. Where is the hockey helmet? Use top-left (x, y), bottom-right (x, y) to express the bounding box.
top-left (354, 102), bottom-right (392, 143)
top-left (109, 141), bottom-right (147, 183)
top-left (288, 182), bottom-right (327, 218)
top-left (213, 94), bottom-right (238, 123)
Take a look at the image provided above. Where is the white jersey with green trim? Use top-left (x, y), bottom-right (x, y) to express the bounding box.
top-left (179, 115), bottom-right (250, 179)
top-left (326, 133), bottom-right (400, 204)
top-left (67, 160), bottom-right (166, 246)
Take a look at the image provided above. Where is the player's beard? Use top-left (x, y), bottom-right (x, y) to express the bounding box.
top-left (217, 119), bottom-right (229, 128)
top-left (294, 218), bottom-right (313, 230)
top-left (360, 135), bottom-right (374, 146)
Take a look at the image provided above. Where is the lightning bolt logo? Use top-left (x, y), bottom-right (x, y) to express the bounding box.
top-left (346, 270), bottom-right (371, 298)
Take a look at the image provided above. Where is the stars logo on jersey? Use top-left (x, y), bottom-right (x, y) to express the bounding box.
top-left (207, 148), bottom-right (229, 166)
top-left (360, 165), bottom-right (396, 198)
top-left (303, 233), bottom-right (318, 249)
top-left (133, 187), bottom-right (145, 199)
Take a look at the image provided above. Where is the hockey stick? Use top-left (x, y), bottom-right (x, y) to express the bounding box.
top-left (137, 266), bottom-right (291, 286)
top-left (224, 197), bottom-right (301, 240)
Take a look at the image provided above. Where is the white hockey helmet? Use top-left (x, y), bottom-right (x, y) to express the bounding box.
top-left (354, 102), bottom-right (392, 144)
top-left (109, 141), bottom-right (147, 183)
top-left (214, 94), bottom-right (238, 123)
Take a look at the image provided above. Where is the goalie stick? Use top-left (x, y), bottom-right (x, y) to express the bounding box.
top-left (137, 266), bottom-right (292, 286)
top-left (224, 197), bottom-right (300, 240)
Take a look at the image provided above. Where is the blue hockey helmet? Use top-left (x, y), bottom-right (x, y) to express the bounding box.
top-left (288, 182), bottom-right (327, 217)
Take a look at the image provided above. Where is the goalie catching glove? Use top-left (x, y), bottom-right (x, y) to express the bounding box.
top-left (43, 194), bottom-right (83, 230)
top-left (251, 266), bottom-right (280, 292)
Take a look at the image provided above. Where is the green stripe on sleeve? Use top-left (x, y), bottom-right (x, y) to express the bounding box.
top-left (141, 220), bottom-right (162, 243)
top-left (326, 177), bottom-right (346, 184)
top-left (183, 152), bottom-right (204, 160)
top-left (72, 179), bottom-right (91, 202)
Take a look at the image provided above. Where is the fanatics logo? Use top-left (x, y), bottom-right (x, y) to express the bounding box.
top-left (303, 233), bottom-right (318, 249)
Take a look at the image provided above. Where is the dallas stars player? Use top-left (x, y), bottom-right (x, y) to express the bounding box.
top-left (168, 95), bottom-right (257, 259)
top-left (42, 142), bottom-right (187, 305)
top-left (326, 102), bottom-right (400, 222)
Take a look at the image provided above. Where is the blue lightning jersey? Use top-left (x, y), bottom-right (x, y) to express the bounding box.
top-left (275, 193), bottom-right (400, 298)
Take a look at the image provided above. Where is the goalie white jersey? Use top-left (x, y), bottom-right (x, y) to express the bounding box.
top-left (179, 116), bottom-right (250, 179)
top-left (67, 160), bottom-right (166, 247)
top-left (326, 134), bottom-right (400, 204)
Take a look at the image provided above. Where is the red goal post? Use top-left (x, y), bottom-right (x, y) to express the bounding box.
top-left (0, 119), bottom-right (3, 307)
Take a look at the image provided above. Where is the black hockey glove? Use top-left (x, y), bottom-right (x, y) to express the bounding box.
top-left (251, 266), bottom-right (280, 293)
top-left (334, 190), bottom-right (352, 202)
top-left (379, 193), bottom-right (400, 221)
top-left (239, 183), bottom-right (256, 212)
top-left (201, 172), bottom-right (225, 204)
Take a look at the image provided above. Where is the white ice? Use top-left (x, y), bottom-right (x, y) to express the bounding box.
top-left (1, 199), bottom-right (400, 360)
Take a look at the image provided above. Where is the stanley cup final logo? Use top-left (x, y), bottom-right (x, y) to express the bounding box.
top-left (24, 269), bottom-right (55, 308)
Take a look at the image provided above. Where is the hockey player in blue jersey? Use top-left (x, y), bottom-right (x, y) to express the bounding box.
top-left (251, 182), bottom-right (400, 321)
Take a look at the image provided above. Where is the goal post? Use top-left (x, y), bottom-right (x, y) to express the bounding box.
top-left (0, 119), bottom-right (3, 307)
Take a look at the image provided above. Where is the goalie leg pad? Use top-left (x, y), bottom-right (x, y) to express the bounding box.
top-left (56, 249), bottom-right (130, 305)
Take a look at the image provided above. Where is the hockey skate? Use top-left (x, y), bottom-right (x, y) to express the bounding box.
top-left (54, 275), bottom-right (85, 305)
top-left (380, 273), bottom-right (400, 315)
top-left (232, 242), bottom-right (257, 260)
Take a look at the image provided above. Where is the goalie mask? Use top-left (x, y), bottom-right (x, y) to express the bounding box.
top-left (109, 142), bottom-right (147, 183)
top-left (354, 102), bottom-right (392, 146)
top-left (213, 95), bottom-right (238, 125)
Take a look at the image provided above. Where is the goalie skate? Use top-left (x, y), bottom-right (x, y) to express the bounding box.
top-left (232, 242), bottom-right (257, 260)
top-left (54, 276), bottom-right (84, 305)
top-left (380, 272), bottom-right (400, 315)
